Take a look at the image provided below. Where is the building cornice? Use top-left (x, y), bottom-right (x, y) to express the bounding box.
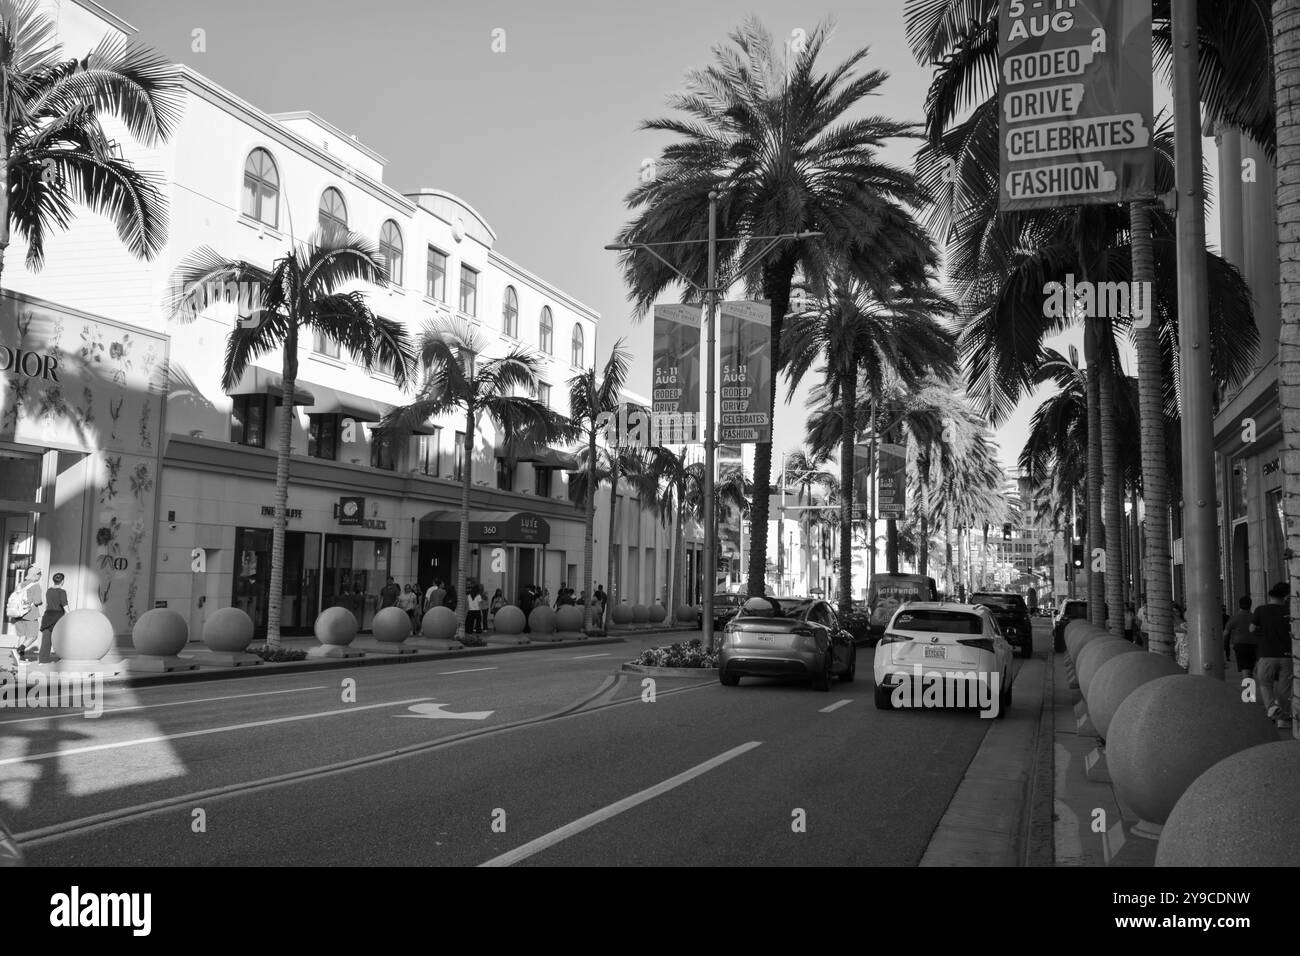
top-left (490, 250), bottom-right (600, 323)
top-left (69, 0), bottom-right (136, 36)
top-left (269, 110), bottom-right (389, 167)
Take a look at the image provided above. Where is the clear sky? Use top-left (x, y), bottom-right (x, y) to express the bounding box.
top-left (105, 0), bottom-right (1218, 474)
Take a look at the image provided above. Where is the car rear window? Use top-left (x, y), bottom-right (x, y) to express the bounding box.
top-left (890, 609), bottom-right (983, 634)
top-left (740, 596), bottom-right (783, 616)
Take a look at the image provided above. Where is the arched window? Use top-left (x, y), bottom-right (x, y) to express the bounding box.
top-left (378, 220), bottom-right (403, 284)
top-left (539, 306), bottom-right (553, 354)
top-left (502, 286), bottom-right (519, 337)
top-left (241, 148), bottom-right (279, 228)
top-left (318, 187), bottom-right (348, 234)
top-left (570, 323), bottom-right (584, 366)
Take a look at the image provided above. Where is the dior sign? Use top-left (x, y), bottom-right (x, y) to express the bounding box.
top-left (0, 345), bottom-right (60, 381)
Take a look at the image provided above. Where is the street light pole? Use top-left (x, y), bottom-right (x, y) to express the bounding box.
top-left (703, 191), bottom-right (719, 653)
top-left (1172, 1), bottom-right (1224, 679)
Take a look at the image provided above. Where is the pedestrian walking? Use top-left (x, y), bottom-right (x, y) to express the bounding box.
top-left (37, 572), bottom-right (69, 664)
top-left (489, 588), bottom-right (505, 629)
top-left (397, 584), bottom-right (419, 630)
top-left (425, 578), bottom-right (446, 610)
top-left (593, 584), bottom-right (608, 628)
top-left (1123, 603), bottom-right (1136, 643)
top-left (1223, 595), bottom-right (1255, 673)
top-left (1135, 597), bottom-right (1148, 649)
top-left (6, 567), bottom-right (44, 664)
top-left (379, 576), bottom-right (400, 609)
top-left (1251, 582), bottom-right (1294, 727)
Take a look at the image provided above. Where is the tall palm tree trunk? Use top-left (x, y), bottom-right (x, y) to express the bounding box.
top-left (582, 426), bottom-right (597, 631)
top-left (455, 403), bottom-right (473, 639)
top-left (267, 325), bottom-right (299, 647)
top-left (748, 255), bottom-right (797, 597)
top-left (1275, 0), bottom-right (1300, 736)
top-left (606, 457), bottom-right (619, 625)
top-left (919, 512), bottom-right (929, 576)
top-left (839, 381), bottom-right (856, 614)
top-left (1099, 331), bottom-right (1126, 639)
top-left (671, 484), bottom-right (684, 617)
top-left (1084, 316), bottom-right (1106, 629)
top-left (0, 118), bottom-right (8, 297)
top-left (1130, 200), bottom-right (1174, 656)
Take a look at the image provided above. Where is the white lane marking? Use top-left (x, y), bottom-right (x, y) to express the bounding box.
top-left (0, 698), bottom-right (433, 767)
top-left (819, 699), bottom-right (853, 713)
top-left (397, 702), bottom-right (494, 721)
top-left (572, 653), bottom-right (610, 660)
top-left (479, 741), bottom-right (763, 867)
top-left (0, 684), bottom-right (329, 727)
top-left (437, 667), bottom-right (497, 675)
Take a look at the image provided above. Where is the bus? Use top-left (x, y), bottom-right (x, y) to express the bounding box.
top-left (866, 573), bottom-right (938, 644)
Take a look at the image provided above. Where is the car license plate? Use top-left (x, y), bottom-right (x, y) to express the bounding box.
top-left (925, 646), bottom-right (946, 659)
top-left (757, 634), bottom-right (775, 643)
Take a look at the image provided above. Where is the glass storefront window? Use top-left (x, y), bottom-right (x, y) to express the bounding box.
top-left (322, 534), bottom-right (391, 631)
top-left (1230, 458), bottom-right (1248, 520)
top-left (1268, 489), bottom-right (1285, 589)
top-left (233, 528), bottom-right (321, 635)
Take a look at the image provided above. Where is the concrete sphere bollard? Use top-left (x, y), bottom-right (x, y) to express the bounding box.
top-left (1065, 621), bottom-right (1108, 661)
top-left (631, 605), bottom-right (649, 625)
top-left (1090, 652), bottom-right (1184, 740)
top-left (1077, 639), bottom-right (1143, 703)
top-left (51, 608), bottom-right (115, 661)
top-left (314, 606), bottom-right (358, 646)
top-left (529, 606), bottom-right (557, 634)
top-left (1108, 675), bottom-right (1279, 825)
top-left (202, 607), bottom-right (254, 653)
top-left (132, 608), bottom-right (189, 656)
top-left (611, 604), bottom-right (633, 625)
top-left (650, 603), bottom-right (667, 624)
top-left (372, 606), bottom-right (413, 643)
top-left (494, 605), bottom-right (525, 635)
top-left (555, 605), bottom-right (584, 632)
top-left (676, 604), bottom-right (699, 626)
top-left (1156, 741), bottom-right (1300, 866)
top-left (421, 606), bottom-right (458, 640)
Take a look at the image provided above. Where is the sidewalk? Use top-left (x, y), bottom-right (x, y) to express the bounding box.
top-left (0, 622), bottom-right (698, 689)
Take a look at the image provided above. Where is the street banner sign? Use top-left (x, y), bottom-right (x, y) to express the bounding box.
top-left (719, 300), bottom-right (772, 443)
top-left (998, 0), bottom-right (1153, 211)
top-left (877, 442), bottom-right (907, 517)
top-left (852, 443), bottom-right (872, 519)
top-left (652, 304), bottom-right (701, 442)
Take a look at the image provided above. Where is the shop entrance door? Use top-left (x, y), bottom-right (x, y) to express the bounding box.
top-left (233, 528), bottom-right (321, 636)
top-left (0, 449), bottom-right (42, 639)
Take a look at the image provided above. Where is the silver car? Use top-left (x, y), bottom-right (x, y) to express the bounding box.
top-left (718, 596), bottom-right (857, 691)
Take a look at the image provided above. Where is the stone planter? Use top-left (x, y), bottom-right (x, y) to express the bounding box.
top-left (128, 608), bottom-right (198, 673)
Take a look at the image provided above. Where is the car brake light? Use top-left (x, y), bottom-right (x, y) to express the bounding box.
top-left (957, 638), bottom-right (994, 653)
top-left (878, 633), bottom-right (912, 645)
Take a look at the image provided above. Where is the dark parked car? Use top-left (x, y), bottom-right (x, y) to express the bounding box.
top-left (969, 591), bottom-right (1034, 658)
top-left (1053, 599), bottom-right (1088, 651)
top-left (695, 592), bottom-right (746, 630)
top-left (718, 596), bottom-right (857, 691)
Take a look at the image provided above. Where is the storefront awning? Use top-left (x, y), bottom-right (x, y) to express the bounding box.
top-left (499, 438), bottom-right (578, 470)
top-left (227, 366), bottom-right (318, 406)
top-left (420, 510), bottom-right (550, 545)
top-left (305, 385), bottom-right (388, 423)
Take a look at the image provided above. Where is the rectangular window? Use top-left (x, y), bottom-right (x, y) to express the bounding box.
top-left (308, 414), bottom-right (340, 460)
top-left (454, 431), bottom-right (466, 481)
top-left (496, 457), bottom-right (514, 492)
top-left (230, 394), bottom-right (267, 448)
top-left (535, 467), bottom-right (553, 498)
top-left (459, 265), bottom-right (478, 316)
top-left (370, 430), bottom-right (395, 471)
top-left (537, 382), bottom-right (551, 408)
top-left (417, 429), bottom-right (441, 476)
top-left (426, 247), bottom-right (447, 301)
top-left (313, 328), bottom-right (342, 360)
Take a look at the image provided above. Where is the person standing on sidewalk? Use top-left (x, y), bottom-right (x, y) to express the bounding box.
top-left (1123, 603), bottom-right (1136, 643)
top-left (1251, 582), bottom-right (1294, 727)
top-left (1223, 595), bottom-right (1255, 675)
top-left (37, 572), bottom-right (69, 663)
top-left (1135, 597), bottom-right (1148, 649)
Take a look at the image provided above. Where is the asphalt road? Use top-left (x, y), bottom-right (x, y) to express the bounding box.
top-left (4, 622), bottom-right (1046, 866)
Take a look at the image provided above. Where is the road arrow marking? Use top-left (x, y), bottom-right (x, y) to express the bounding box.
top-left (820, 699), bottom-right (853, 713)
top-left (397, 702), bottom-right (495, 721)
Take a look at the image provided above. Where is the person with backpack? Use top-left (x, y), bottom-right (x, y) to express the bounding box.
top-left (7, 567), bottom-right (44, 665)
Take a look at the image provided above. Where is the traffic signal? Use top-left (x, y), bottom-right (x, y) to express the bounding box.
top-left (1002, 523), bottom-right (1012, 540)
top-left (1072, 544), bottom-right (1084, 567)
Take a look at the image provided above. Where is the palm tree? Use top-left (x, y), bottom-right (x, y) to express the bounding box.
top-left (168, 227), bottom-right (416, 645)
top-left (567, 340), bottom-right (631, 631)
top-left (381, 318), bottom-right (569, 639)
top-left (642, 445), bottom-right (694, 619)
top-left (617, 17), bottom-right (936, 600)
top-left (0, 0), bottom-right (181, 293)
top-left (784, 269), bottom-right (957, 611)
top-left (783, 449), bottom-right (838, 594)
top-left (1274, 0), bottom-right (1300, 738)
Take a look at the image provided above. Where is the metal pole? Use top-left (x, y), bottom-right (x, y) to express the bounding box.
top-left (1172, 2), bottom-right (1223, 679)
top-left (703, 191), bottom-right (718, 652)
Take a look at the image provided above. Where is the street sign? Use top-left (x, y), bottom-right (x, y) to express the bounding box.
top-left (652, 304), bottom-right (701, 442)
top-left (998, 0), bottom-right (1153, 211)
top-left (719, 300), bottom-right (772, 443)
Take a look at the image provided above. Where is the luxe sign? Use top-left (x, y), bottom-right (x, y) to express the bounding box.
top-left (998, 0), bottom-right (1153, 211)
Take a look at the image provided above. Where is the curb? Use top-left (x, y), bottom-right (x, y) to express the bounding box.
top-left (918, 650), bottom-right (1048, 867)
top-left (618, 663), bottom-right (719, 679)
top-left (83, 636), bottom-right (631, 689)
